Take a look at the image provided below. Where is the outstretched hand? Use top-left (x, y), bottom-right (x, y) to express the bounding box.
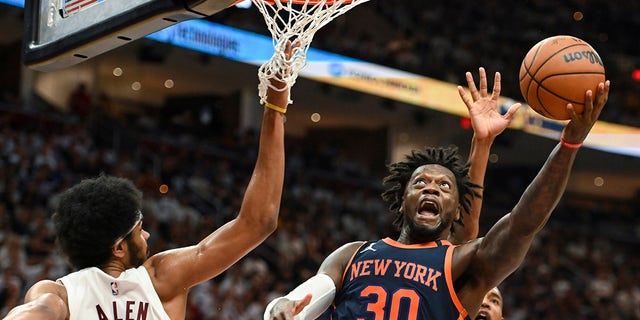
top-left (267, 40), bottom-right (300, 109)
top-left (266, 294), bottom-right (312, 320)
top-left (457, 67), bottom-right (520, 140)
top-left (271, 41), bottom-right (297, 87)
top-left (561, 80), bottom-right (610, 144)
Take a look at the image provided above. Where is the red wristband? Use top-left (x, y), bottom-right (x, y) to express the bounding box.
top-left (560, 137), bottom-right (582, 149)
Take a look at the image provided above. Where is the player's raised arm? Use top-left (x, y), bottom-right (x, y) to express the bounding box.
top-left (450, 68), bottom-right (520, 243)
top-left (145, 43), bottom-right (294, 296)
top-left (455, 80), bottom-right (610, 314)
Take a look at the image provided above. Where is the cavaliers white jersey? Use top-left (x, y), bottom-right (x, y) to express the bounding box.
top-left (58, 266), bottom-right (170, 320)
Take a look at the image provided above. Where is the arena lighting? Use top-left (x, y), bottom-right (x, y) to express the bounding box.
top-left (0, 0), bottom-right (21, 7)
top-left (459, 117), bottom-right (472, 130)
top-left (632, 69), bottom-right (640, 82)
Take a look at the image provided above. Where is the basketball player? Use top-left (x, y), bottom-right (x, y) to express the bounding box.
top-left (3, 44), bottom-right (295, 320)
top-left (264, 69), bottom-right (610, 319)
top-left (475, 287), bottom-right (504, 320)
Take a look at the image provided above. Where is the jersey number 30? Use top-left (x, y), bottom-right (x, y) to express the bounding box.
top-left (358, 285), bottom-right (420, 320)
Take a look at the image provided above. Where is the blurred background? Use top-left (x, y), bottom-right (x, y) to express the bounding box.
top-left (0, 0), bottom-right (638, 319)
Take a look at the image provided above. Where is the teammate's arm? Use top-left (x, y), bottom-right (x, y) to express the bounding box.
top-left (449, 68), bottom-right (519, 244)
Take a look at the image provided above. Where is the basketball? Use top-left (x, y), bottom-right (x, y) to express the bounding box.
top-left (519, 35), bottom-right (605, 120)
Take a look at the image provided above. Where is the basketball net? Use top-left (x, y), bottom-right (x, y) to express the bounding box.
top-left (250, 0), bottom-right (370, 105)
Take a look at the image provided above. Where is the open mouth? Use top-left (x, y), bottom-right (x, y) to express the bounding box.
top-left (475, 311), bottom-right (489, 320)
top-left (418, 200), bottom-right (440, 217)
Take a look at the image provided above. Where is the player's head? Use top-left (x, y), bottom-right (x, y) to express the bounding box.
top-left (475, 287), bottom-right (504, 320)
top-left (381, 145), bottom-right (480, 241)
top-left (53, 174), bottom-right (144, 270)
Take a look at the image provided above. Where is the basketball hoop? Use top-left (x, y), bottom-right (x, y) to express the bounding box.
top-left (250, 0), bottom-right (370, 105)
top-left (261, 0), bottom-right (353, 3)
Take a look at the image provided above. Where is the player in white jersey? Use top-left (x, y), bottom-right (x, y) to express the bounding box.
top-left (59, 264), bottom-right (170, 320)
top-left (4, 42), bottom-right (296, 320)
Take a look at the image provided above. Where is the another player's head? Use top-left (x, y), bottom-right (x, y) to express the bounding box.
top-left (54, 174), bottom-right (146, 270)
top-left (382, 145), bottom-right (480, 242)
top-left (475, 287), bottom-right (504, 320)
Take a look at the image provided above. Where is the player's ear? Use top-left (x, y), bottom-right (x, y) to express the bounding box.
top-left (112, 240), bottom-right (127, 258)
top-left (455, 205), bottom-right (461, 221)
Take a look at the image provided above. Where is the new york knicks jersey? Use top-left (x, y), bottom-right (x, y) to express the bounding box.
top-left (331, 238), bottom-right (470, 320)
top-left (58, 266), bottom-right (170, 320)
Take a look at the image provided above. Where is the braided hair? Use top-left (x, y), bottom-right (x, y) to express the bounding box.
top-left (381, 145), bottom-right (481, 230)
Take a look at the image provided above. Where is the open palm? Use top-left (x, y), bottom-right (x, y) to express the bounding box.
top-left (458, 67), bottom-right (520, 140)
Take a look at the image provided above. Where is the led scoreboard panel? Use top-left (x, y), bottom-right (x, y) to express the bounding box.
top-left (23, 0), bottom-right (239, 71)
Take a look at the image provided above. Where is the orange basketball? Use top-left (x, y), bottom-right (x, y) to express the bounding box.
top-left (519, 35), bottom-right (605, 120)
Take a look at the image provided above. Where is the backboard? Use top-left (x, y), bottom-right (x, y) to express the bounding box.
top-left (23, 0), bottom-right (240, 72)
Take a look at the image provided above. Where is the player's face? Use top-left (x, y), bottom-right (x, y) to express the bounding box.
top-left (400, 164), bottom-right (459, 243)
top-left (475, 288), bottom-right (503, 320)
top-left (126, 222), bottom-right (150, 268)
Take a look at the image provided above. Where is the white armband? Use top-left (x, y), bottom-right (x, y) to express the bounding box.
top-left (263, 273), bottom-right (336, 320)
top-left (263, 297), bottom-right (287, 320)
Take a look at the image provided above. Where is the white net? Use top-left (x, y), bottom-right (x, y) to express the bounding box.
top-left (250, 0), bottom-right (371, 105)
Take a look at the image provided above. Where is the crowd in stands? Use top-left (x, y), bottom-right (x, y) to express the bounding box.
top-left (212, 0), bottom-right (640, 127)
top-left (0, 94), bottom-right (638, 319)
